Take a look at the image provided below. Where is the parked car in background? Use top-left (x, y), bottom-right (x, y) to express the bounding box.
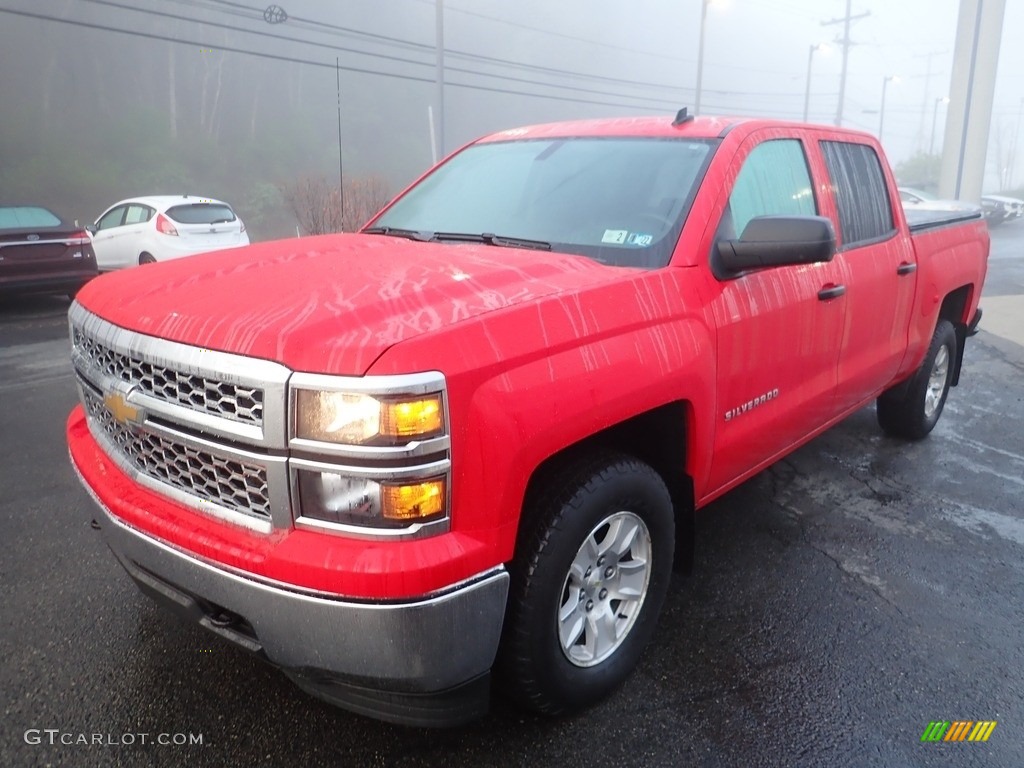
top-left (0, 205), bottom-right (96, 299)
top-left (981, 194), bottom-right (1023, 226)
top-left (898, 186), bottom-right (981, 214)
top-left (89, 195), bottom-right (248, 271)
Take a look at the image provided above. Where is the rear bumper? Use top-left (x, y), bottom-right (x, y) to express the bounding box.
top-left (0, 271), bottom-right (94, 295)
top-left (82, 484), bottom-right (508, 725)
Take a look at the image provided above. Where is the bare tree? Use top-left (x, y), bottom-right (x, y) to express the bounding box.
top-left (343, 176), bottom-right (393, 231)
top-left (279, 176), bottom-right (392, 236)
top-left (279, 177), bottom-right (343, 235)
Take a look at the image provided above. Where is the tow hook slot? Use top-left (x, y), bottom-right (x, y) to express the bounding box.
top-left (196, 600), bottom-right (263, 654)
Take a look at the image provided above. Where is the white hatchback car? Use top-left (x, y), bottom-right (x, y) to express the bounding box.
top-left (89, 195), bottom-right (249, 271)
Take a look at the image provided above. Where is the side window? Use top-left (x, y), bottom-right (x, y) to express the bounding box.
top-left (96, 206), bottom-right (126, 231)
top-left (726, 139), bottom-right (816, 238)
top-left (124, 205), bottom-right (152, 225)
top-left (821, 141), bottom-right (895, 247)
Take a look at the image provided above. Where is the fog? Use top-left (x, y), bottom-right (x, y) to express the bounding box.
top-left (1, 0), bottom-right (1021, 239)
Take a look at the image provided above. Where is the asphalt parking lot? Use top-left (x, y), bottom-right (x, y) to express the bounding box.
top-left (2, 228), bottom-right (1023, 767)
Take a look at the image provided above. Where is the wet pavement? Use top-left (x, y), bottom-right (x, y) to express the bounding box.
top-left (1, 226), bottom-right (1022, 767)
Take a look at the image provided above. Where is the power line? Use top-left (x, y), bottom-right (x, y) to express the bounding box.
top-left (0, 6), bottom-right (673, 113)
top-left (150, 0), bottom-right (824, 103)
top-left (77, 0), bottom-right (684, 107)
top-left (177, 0), bottom-right (687, 94)
top-left (5, 3), bottom-right (834, 118)
top-left (171, 0), bottom-right (811, 93)
top-left (80, 0), bottom-right (435, 71)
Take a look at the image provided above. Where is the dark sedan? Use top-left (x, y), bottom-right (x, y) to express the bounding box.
top-left (0, 206), bottom-right (97, 299)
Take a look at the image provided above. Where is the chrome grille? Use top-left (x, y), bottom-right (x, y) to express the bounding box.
top-left (81, 385), bottom-right (271, 521)
top-left (72, 327), bottom-right (264, 426)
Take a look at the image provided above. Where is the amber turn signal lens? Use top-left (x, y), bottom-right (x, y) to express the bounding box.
top-left (380, 396), bottom-right (443, 439)
top-left (381, 479), bottom-right (446, 521)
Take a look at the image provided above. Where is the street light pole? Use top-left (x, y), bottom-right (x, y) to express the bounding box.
top-left (930, 96), bottom-right (950, 156)
top-left (695, 0), bottom-right (709, 114)
top-left (803, 44), bottom-right (829, 123)
top-left (879, 75), bottom-right (899, 145)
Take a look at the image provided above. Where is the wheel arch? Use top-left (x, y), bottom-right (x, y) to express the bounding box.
top-left (519, 401), bottom-right (696, 574)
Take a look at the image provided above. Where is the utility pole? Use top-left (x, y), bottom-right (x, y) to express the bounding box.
top-left (821, 0), bottom-right (870, 127)
top-left (435, 0), bottom-right (445, 160)
top-left (336, 57), bottom-right (345, 230)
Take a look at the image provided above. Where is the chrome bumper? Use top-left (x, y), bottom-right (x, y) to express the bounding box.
top-left (88, 493), bottom-right (509, 725)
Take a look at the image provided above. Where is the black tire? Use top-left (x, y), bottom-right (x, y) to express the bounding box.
top-left (139, 253), bottom-right (156, 265)
top-left (877, 319), bottom-right (958, 440)
top-left (497, 452), bottom-right (674, 715)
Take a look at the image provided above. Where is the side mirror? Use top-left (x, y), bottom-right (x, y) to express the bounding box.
top-left (85, 224), bottom-right (98, 235)
top-left (716, 215), bottom-right (836, 275)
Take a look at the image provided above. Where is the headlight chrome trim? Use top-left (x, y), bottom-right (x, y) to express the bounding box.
top-left (287, 370), bottom-right (453, 539)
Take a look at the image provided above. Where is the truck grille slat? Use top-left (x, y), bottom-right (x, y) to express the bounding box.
top-left (81, 386), bottom-right (272, 521)
top-left (72, 328), bottom-right (264, 426)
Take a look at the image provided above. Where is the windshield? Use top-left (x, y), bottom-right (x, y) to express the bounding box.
top-left (369, 137), bottom-right (717, 268)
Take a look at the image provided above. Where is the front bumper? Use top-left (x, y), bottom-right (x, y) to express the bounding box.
top-left (69, 413), bottom-right (510, 726)
top-left (85, 486), bottom-right (507, 725)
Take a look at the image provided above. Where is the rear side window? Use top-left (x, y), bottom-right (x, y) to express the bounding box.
top-left (165, 204), bottom-right (236, 225)
top-left (125, 204), bottom-right (153, 225)
top-left (727, 139), bottom-right (817, 237)
top-left (0, 206), bottom-right (62, 230)
top-left (821, 141), bottom-right (895, 247)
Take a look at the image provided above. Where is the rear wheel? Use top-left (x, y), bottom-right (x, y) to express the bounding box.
top-left (139, 252), bottom-right (156, 265)
top-left (877, 319), bottom-right (957, 440)
top-left (498, 453), bottom-right (674, 715)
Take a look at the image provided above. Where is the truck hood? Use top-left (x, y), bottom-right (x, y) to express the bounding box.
top-left (76, 233), bottom-right (628, 375)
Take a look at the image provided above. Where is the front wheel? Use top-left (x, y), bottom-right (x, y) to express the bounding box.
top-left (877, 319), bottom-right (958, 440)
top-left (498, 453), bottom-right (674, 715)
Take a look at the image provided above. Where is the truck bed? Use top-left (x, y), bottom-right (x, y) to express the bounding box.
top-left (904, 208), bottom-right (984, 232)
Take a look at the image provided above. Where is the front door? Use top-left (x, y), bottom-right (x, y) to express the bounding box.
top-left (703, 136), bottom-right (847, 495)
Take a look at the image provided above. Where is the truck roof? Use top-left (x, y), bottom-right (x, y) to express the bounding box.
top-left (476, 115), bottom-right (876, 143)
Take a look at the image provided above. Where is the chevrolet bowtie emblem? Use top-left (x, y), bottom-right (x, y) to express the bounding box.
top-left (103, 390), bottom-right (142, 427)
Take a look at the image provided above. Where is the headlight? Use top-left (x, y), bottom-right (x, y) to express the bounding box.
top-left (294, 390), bottom-right (444, 445)
top-left (289, 372), bottom-right (451, 537)
top-left (296, 469), bottom-right (446, 527)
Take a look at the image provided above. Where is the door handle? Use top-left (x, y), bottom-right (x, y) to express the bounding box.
top-left (897, 262), bottom-right (917, 275)
top-left (817, 284), bottom-right (846, 301)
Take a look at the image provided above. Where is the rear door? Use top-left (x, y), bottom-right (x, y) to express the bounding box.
top-left (118, 203), bottom-right (155, 264)
top-left (819, 140), bottom-right (917, 410)
top-left (703, 134), bottom-right (847, 494)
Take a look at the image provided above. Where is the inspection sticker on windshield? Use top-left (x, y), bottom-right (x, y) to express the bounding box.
top-left (628, 233), bottom-right (653, 246)
top-left (602, 229), bottom-right (628, 244)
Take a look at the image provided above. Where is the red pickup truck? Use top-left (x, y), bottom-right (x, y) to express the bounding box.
top-left (67, 115), bottom-right (988, 726)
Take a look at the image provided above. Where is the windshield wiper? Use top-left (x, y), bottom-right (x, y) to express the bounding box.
top-left (362, 226), bottom-right (432, 241)
top-left (430, 232), bottom-right (552, 251)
